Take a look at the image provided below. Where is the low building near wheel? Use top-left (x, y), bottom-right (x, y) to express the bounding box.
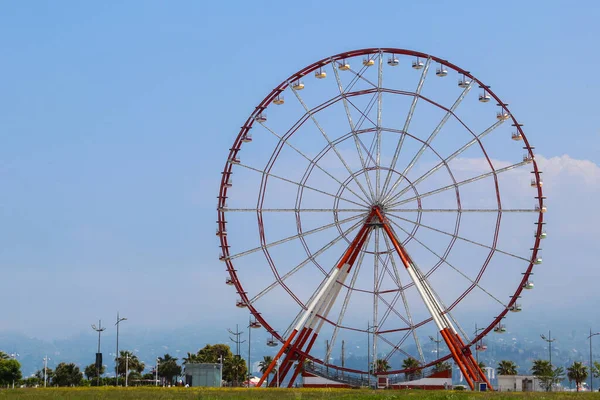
top-left (184, 363), bottom-right (222, 387)
top-left (497, 375), bottom-right (542, 392)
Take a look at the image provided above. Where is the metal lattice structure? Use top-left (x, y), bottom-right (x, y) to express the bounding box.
top-left (217, 48), bottom-right (545, 390)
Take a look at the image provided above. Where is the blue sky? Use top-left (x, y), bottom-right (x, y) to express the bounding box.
top-left (1, 0), bottom-right (599, 342)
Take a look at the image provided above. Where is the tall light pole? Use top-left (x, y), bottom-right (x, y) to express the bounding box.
top-left (218, 355), bottom-right (223, 387)
top-left (429, 333), bottom-right (442, 361)
top-left (276, 358), bottom-right (280, 388)
top-left (540, 330), bottom-right (556, 391)
top-left (588, 329), bottom-right (600, 392)
top-left (115, 312), bottom-right (127, 386)
top-left (9, 353), bottom-right (19, 389)
top-left (367, 322), bottom-right (375, 388)
top-left (43, 355), bottom-right (50, 387)
top-left (155, 358), bottom-right (159, 386)
top-left (92, 320), bottom-right (106, 387)
top-left (125, 353), bottom-right (130, 387)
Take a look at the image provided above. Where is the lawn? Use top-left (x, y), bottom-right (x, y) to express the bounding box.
top-left (0, 388), bottom-right (595, 399)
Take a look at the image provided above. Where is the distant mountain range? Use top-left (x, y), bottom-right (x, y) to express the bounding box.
top-left (2, 322), bottom-right (598, 380)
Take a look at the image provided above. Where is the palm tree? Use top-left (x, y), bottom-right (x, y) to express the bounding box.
top-left (183, 352), bottom-right (201, 365)
top-left (531, 359), bottom-right (552, 377)
top-left (116, 350), bottom-right (145, 377)
top-left (374, 359), bottom-right (391, 374)
top-left (402, 357), bottom-right (422, 380)
top-left (497, 360), bottom-right (518, 375)
top-left (258, 356), bottom-right (274, 385)
top-left (567, 361), bottom-right (588, 392)
top-left (433, 362), bottom-right (451, 373)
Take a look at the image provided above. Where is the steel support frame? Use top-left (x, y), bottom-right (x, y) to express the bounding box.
top-left (373, 207), bottom-right (492, 391)
top-left (256, 210), bottom-right (376, 387)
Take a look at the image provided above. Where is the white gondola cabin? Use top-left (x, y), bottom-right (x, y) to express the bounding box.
top-left (535, 204), bottom-right (547, 213)
top-left (412, 58), bottom-right (424, 69)
top-left (479, 92), bottom-right (491, 102)
top-left (530, 179), bottom-right (543, 187)
top-left (509, 304), bottom-right (522, 312)
top-left (228, 156), bottom-right (240, 165)
top-left (216, 227), bottom-right (227, 236)
top-left (511, 132), bottom-right (523, 141)
top-left (250, 320), bottom-right (262, 329)
top-left (363, 57), bottom-right (375, 67)
top-left (387, 56), bottom-right (399, 66)
top-left (523, 154), bottom-right (533, 163)
top-left (338, 60), bottom-right (350, 71)
top-left (292, 80), bottom-right (304, 90)
top-left (536, 231), bottom-right (547, 239)
top-left (273, 95), bottom-right (285, 105)
top-left (267, 338), bottom-right (278, 347)
top-left (255, 113), bottom-right (267, 123)
top-left (458, 76), bottom-right (471, 88)
top-left (315, 68), bottom-right (326, 79)
top-left (523, 281), bottom-right (534, 289)
top-left (236, 299), bottom-right (247, 308)
top-left (436, 65), bottom-right (448, 77)
top-left (494, 324), bottom-right (507, 333)
top-left (226, 277), bottom-right (234, 286)
top-left (242, 134), bottom-right (252, 143)
top-left (497, 111), bottom-right (510, 121)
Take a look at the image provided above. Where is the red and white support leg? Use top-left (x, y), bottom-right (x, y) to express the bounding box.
top-left (257, 212), bottom-right (375, 388)
top-left (374, 207), bottom-right (492, 391)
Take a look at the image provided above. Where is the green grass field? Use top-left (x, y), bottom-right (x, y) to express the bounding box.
top-left (0, 388), bottom-right (595, 400)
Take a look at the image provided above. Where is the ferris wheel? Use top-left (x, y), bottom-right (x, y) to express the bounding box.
top-left (216, 48), bottom-right (545, 390)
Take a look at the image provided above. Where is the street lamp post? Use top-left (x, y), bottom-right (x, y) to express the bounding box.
top-left (115, 312), bottom-right (127, 386)
top-left (540, 330), bottom-right (556, 391)
top-left (588, 329), bottom-right (600, 392)
top-left (155, 358), bottom-right (159, 386)
top-left (43, 355), bottom-right (50, 387)
top-left (429, 333), bottom-right (442, 360)
top-left (91, 320), bottom-right (106, 387)
top-left (218, 355), bottom-right (223, 387)
top-left (9, 353), bottom-right (19, 388)
top-left (276, 359), bottom-right (280, 388)
top-left (125, 353), bottom-right (129, 387)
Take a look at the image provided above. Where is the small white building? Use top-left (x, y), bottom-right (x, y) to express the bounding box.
top-left (497, 375), bottom-right (542, 392)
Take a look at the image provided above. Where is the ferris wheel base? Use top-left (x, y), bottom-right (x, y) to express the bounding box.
top-left (301, 366), bottom-right (453, 390)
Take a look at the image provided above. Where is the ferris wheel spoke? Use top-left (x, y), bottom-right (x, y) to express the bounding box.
top-left (386, 212), bottom-right (530, 262)
top-left (376, 51), bottom-right (383, 201)
top-left (381, 81), bottom-right (474, 203)
top-left (258, 122), bottom-right (371, 207)
top-left (385, 119), bottom-right (506, 205)
top-left (381, 57), bottom-right (431, 201)
top-left (325, 231), bottom-right (371, 365)
top-left (340, 53), bottom-right (381, 92)
top-left (346, 93), bottom-right (378, 132)
top-left (379, 331), bottom-right (414, 362)
top-left (226, 213), bottom-right (366, 261)
top-left (250, 216), bottom-right (366, 307)
top-left (234, 161), bottom-right (368, 209)
top-left (223, 208), bottom-right (366, 212)
top-left (380, 232), bottom-right (426, 363)
top-left (372, 229), bottom-right (381, 364)
top-left (331, 59), bottom-right (377, 202)
top-left (387, 218), bottom-right (507, 308)
top-left (290, 85), bottom-right (375, 204)
top-left (387, 208), bottom-right (536, 213)
top-left (389, 160), bottom-right (530, 209)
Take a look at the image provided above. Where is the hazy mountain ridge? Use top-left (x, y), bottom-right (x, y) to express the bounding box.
top-left (2, 322), bottom-right (599, 378)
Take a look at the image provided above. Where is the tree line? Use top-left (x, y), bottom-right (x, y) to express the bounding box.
top-left (2, 349), bottom-right (600, 390)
